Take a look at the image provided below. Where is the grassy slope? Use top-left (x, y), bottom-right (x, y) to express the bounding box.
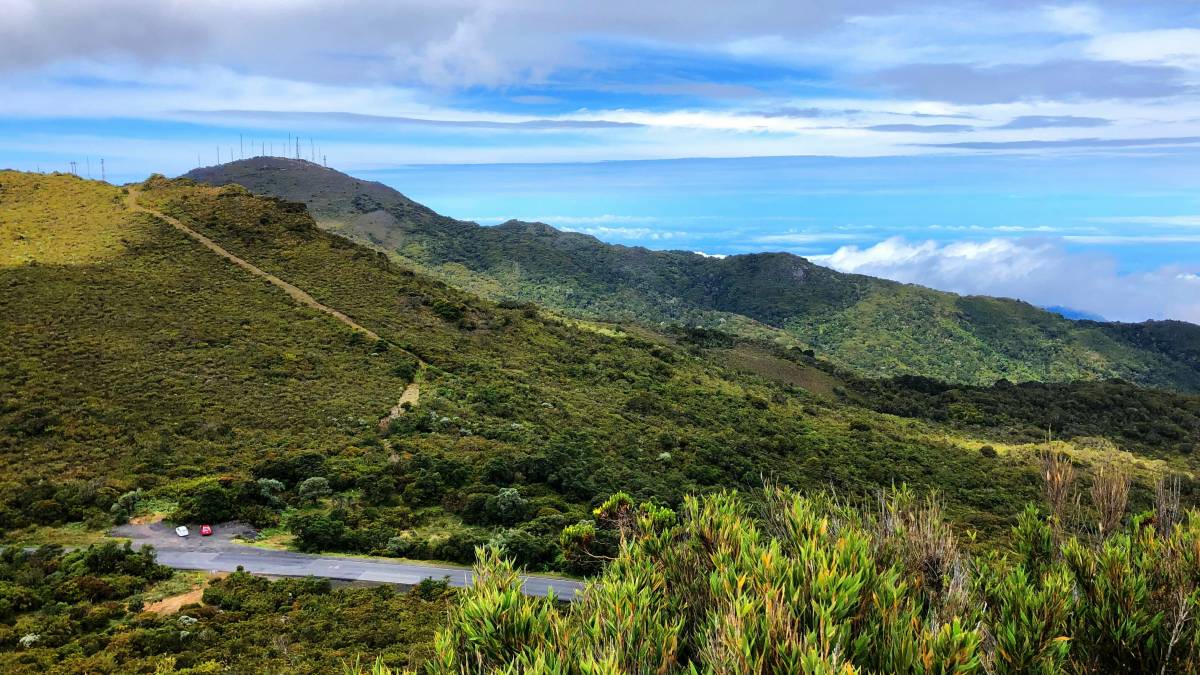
top-left (4, 170), bottom-right (1197, 672)
top-left (183, 158), bottom-right (1200, 391)
top-left (0, 171), bottom-right (1063, 542)
top-left (4, 170), bottom-right (1195, 561)
top-left (143, 180), bottom-right (1042, 525)
top-left (0, 173), bottom-right (409, 495)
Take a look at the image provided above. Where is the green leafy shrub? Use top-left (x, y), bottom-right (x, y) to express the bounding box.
top-left (431, 487), bottom-right (1200, 673)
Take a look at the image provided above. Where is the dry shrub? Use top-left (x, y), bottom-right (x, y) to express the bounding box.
top-left (1090, 463), bottom-right (1130, 538)
top-left (1039, 450), bottom-right (1076, 524)
top-left (1156, 475), bottom-right (1182, 534)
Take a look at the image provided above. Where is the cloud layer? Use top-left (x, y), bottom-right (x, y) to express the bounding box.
top-left (818, 237), bottom-right (1200, 323)
top-left (5, 0), bottom-right (1200, 165)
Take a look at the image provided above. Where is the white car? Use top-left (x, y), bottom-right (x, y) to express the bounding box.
top-left (175, 525), bottom-right (190, 537)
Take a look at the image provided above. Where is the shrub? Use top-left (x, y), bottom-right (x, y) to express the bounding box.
top-left (290, 513), bottom-right (349, 552)
top-left (172, 482), bottom-right (234, 523)
top-left (413, 576), bottom-right (450, 601)
top-left (427, 487), bottom-right (1200, 674)
top-left (484, 488), bottom-right (528, 527)
top-left (255, 478), bottom-right (286, 505)
top-left (297, 476), bottom-right (332, 504)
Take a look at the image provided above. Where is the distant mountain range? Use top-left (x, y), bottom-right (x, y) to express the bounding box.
top-left (184, 157), bottom-right (1200, 391)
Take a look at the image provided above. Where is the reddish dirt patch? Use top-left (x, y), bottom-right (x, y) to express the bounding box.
top-left (145, 588), bottom-right (204, 615)
top-left (144, 573), bottom-right (227, 615)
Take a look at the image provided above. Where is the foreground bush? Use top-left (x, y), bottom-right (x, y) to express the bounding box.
top-left (422, 487), bottom-right (1200, 674)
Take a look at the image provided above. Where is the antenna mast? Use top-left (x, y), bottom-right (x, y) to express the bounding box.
top-left (100, 158), bottom-right (105, 182)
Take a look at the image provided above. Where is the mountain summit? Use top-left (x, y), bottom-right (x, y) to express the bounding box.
top-left (184, 158), bottom-right (1200, 391)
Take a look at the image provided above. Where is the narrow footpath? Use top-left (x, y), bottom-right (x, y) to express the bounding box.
top-left (127, 187), bottom-right (422, 416)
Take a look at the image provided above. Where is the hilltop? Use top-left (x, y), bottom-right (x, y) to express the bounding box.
top-left (185, 157), bottom-right (1200, 391)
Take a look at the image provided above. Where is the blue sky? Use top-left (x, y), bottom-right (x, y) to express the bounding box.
top-left (2, 0), bottom-right (1199, 321)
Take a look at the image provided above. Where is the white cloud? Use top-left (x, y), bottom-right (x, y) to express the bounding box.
top-left (562, 226), bottom-right (688, 240)
top-left (816, 236), bottom-right (1200, 322)
top-left (1088, 215), bottom-right (1200, 227)
top-left (1087, 29), bottom-right (1200, 69)
top-left (4, 0), bottom-right (1200, 169)
top-left (1064, 235), bottom-right (1200, 244)
top-left (527, 214), bottom-right (662, 225)
top-left (1042, 4), bottom-right (1104, 36)
top-left (752, 232), bottom-right (864, 245)
top-left (0, 0), bottom-right (913, 88)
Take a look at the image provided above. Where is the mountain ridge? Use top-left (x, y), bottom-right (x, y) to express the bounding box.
top-left (182, 157), bottom-right (1200, 391)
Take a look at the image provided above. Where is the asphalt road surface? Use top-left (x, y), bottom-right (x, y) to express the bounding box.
top-left (112, 521), bottom-right (583, 599)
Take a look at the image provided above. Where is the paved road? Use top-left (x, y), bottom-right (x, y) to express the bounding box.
top-left (113, 521), bottom-right (583, 599)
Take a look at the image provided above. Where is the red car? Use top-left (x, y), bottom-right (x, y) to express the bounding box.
top-left (199, 525), bottom-right (213, 536)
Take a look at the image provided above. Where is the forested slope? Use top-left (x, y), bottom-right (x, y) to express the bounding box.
top-left (2, 170), bottom-right (1062, 559)
top-left (186, 158), bottom-right (1200, 391)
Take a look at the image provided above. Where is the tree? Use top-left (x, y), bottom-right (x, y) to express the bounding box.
top-left (173, 482), bottom-right (234, 523)
top-left (289, 513), bottom-right (347, 552)
top-left (485, 488), bottom-right (528, 526)
top-left (109, 490), bottom-right (142, 524)
top-left (256, 478), bottom-right (285, 506)
top-left (296, 476), bottom-right (331, 504)
top-left (403, 470), bottom-right (445, 507)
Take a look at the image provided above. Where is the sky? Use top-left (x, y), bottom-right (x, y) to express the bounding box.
top-left (2, 1), bottom-right (1200, 322)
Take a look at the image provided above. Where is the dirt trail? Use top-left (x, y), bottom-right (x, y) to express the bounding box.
top-left (127, 188), bottom-right (423, 419)
top-left (126, 188), bottom-right (380, 341)
top-left (379, 380), bottom-right (421, 431)
top-left (144, 588), bottom-right (204, 615)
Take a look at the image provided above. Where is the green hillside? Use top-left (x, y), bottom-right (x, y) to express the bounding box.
top-left (0, 171), bottom-right (1010, 546)
top-left (6, 168), bottom-right (1193, 554)
top-left (183, 157), bottom-right (1200, 392)
top-left (3, 169), bottom-right (1199, 672)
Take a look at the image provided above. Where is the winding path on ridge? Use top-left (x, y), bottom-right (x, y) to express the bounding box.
top-left (120, 192), bottom-right (569, 595)
top-left (118, 192), bottom-right (580, 596)
top-left (127, 187), bottom-right (422, 416)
